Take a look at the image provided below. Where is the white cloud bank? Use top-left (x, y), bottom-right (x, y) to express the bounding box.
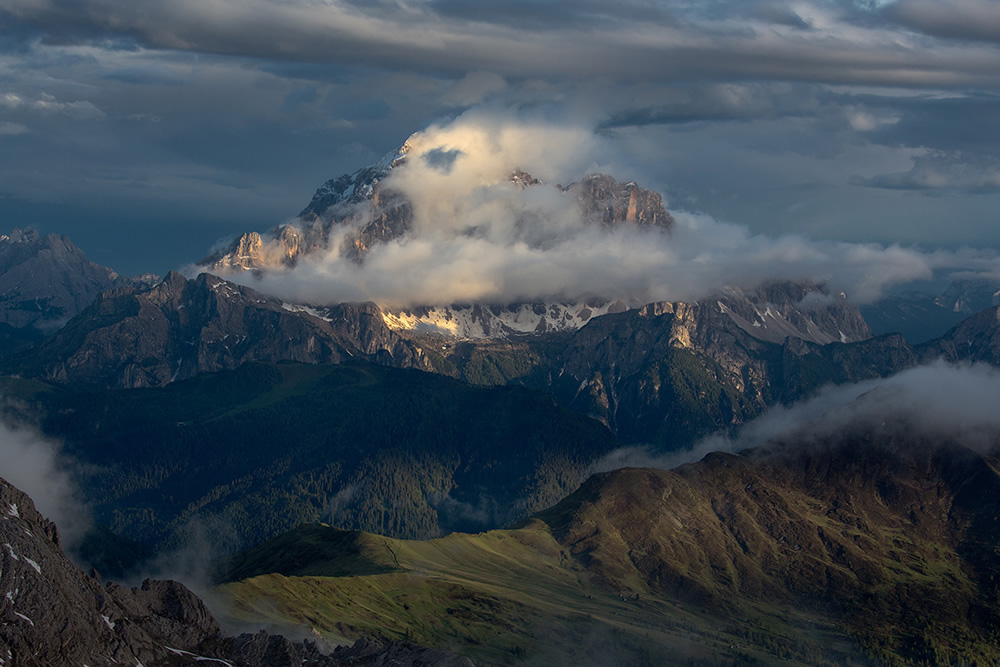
top-left (0, 419), bottom-right (90, 546)
top-left (224, 110), bottom-right (1000, 308)
top-left (595, 360), bottom-right (1000, 473)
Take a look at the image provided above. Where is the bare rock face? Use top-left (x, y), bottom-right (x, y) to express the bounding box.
top-left (0, 227), bottom-right (125, 331)
top-left (923, 305), bottom-right (1000, 365)
top-left (0, 475), bottom-right (475, 666)
top-left (24, 271), bottom-right (428, 388)
top-left (570, 173), bottom-right (673, 229)
top-left (519, 282), bottom-right (890, 445)
top-left (0, 475), bottom-right (222, 666)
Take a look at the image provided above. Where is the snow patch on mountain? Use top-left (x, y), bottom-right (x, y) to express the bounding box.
top-left (382, 301), bottom-right (629, 339)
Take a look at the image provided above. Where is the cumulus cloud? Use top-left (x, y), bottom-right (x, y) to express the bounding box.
top-left (222, 110), bottom-right (1000, 308)
top-left (593, 360), bottom-right (1000, 472)
top-left (0, 419), bottom-right (90, 547)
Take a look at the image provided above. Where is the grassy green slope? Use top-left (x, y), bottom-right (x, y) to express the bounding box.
top-left (217, 437), bottom-right (1000, 666)
top-left (219, 522), bottom-right (822, 666)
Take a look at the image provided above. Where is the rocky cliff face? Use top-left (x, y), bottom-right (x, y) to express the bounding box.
top-left (571, 173), bottom-right (672, 228)
top-left (0, 474), bottom-right (221, 666)
top-left (540, 289), bottom-right (1000, 448)
top-left (0, 228), bottom-right (125, 331)
top-left (431, 282), bottom-right (877, 445)
top-left (0, 475), bottom-right (474, 666)
top-left (923, 305), bottom-right (1000, 365)
top-left (23, 271), bottom-right (427, 388)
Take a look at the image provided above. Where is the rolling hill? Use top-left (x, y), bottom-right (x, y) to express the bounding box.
top-left (215, 431), bottom-right (1000, 665)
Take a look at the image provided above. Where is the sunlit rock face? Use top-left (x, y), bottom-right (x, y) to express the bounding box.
top-left (202, 133), bottom-right (672, 276)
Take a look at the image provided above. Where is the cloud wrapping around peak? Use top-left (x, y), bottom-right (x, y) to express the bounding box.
top-left (224, 111), bottom-right (1000, 309)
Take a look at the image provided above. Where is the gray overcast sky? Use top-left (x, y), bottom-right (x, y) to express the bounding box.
top-left (1, 0), bottom-right (999, 277)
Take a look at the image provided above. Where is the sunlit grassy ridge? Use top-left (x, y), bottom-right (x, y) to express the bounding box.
top-left (219, 522), bottom-right (797, 666)
top-left (217, 436), bottom-right (1000, 665)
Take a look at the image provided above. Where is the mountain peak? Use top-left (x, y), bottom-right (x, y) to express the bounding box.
top-left (0, 226), bottom-right (123, 330)
top-left (1, 227), bottom-right (41, 244)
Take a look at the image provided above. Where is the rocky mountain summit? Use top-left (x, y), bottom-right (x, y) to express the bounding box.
top-left (0, 228), bottom-right (125, 331)
top-left (202, 138), bottom-right (672, 275)
top-left (19, 271), bottom-right (427, 388)
top-left (0, 475), bottom-right (472, 666)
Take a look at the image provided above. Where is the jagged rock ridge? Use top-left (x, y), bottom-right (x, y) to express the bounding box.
top-left (383, 280), bottom-right (872, 341)
top-left (20, 271), bottom-right (428, 388)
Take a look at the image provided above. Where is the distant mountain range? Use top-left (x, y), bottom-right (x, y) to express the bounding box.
top-left (861, 278), bottom-right (1000, 344)
top-left (2, 137), bottom-right (1000, 665)
top-left (0, 228), bottom-right (150, 332)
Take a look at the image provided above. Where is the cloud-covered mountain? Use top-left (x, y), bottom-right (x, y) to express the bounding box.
top-left (192, 113), bottom-right (1000, 317)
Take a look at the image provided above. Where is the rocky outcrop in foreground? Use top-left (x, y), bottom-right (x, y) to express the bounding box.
top-left (0, 475), bottom-right (473, 666)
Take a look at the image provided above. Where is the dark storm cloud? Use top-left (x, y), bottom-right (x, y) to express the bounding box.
top-left (4, 0), bottom-right (1000, 87)
top-left (857, 92), bottom-right (1000, 155)
top-left (883, 0), bottom-right (1000, 43)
